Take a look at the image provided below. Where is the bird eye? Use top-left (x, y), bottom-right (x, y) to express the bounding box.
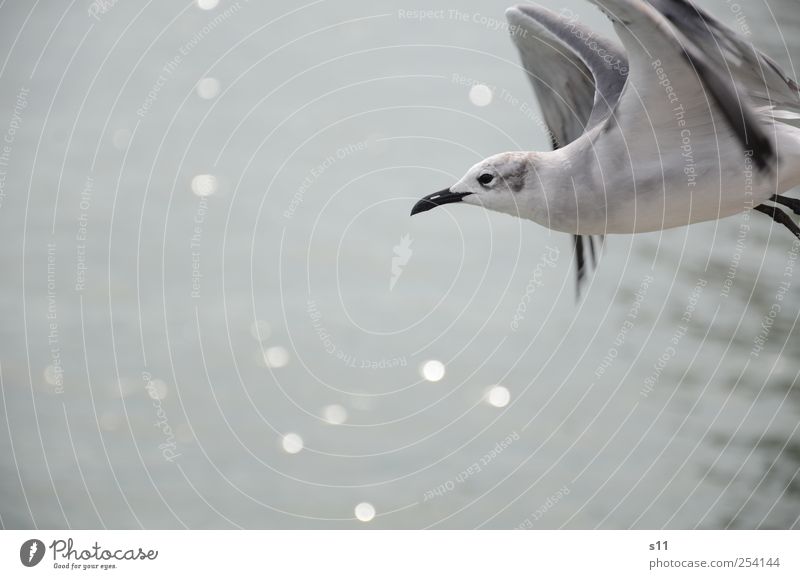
top-left (478, 173), bottom-right (494, 185)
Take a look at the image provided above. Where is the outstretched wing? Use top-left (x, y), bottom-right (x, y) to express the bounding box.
top-left (646, 0), bottom-right (800, 120)
top-left (597, 0), bottom-right (800, 239)
top-left (506, 3), bottom-right (628, 145)
top-left (589, 0), bottom-right (775, 170)
top-left (506, 4), bottom-right (629, 295)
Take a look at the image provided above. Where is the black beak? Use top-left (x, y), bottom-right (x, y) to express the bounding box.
top-left (410, 188), bottom-right (472, 216)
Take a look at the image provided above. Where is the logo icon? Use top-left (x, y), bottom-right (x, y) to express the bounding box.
top-left (390, 234), bottom-right (413, 291)
top-left (20, 539), bottom-right (45, 567)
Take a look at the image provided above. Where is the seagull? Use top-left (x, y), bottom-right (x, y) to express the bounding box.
top-left (410, 0), bottom-right (800, 292)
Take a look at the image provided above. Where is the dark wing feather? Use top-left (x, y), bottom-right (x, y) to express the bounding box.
top-left (590, 0), bottom-right (776, 169)
top-left (646, 0), bottom-right (800, 116)
top-left (506, 4), bottom-right (626, 295)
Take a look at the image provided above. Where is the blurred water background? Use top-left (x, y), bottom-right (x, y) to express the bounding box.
top-left (0, 0), bottom-right (798, 529)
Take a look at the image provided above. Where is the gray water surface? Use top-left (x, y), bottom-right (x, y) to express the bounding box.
top-left (0, 0), bottom-right (798, 529)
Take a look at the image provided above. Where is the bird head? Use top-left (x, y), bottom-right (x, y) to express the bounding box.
top-left (411, 152), bottom-right (536, 218)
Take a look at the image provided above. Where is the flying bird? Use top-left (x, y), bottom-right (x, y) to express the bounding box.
top-left (411, 0), bottom-right (800, 292)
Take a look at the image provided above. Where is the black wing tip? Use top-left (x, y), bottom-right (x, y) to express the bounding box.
top-left (573, 234), bottom-right (603, 299)
top-left (746, 138), bottom-right (776, 172)
top-left (679, 48), bottom-right (776, 172)
top-left (754, 203), bottom-right (800, 239)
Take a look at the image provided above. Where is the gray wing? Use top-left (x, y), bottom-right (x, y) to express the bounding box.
top-left (646, 0), bottom-right (800, 238)
top-left (589, 0), bottom-right (775, 169)
top-left (647, 0), bottom-right (800, 119)
top-left (506, 3), bottom-right (629, 147)
top-left (506, 4), bottom-right (629, 294)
